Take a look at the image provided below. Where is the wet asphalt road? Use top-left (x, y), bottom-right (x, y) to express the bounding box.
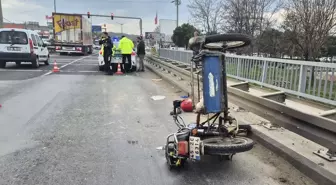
top-left (0, 54), bottom-right (316, 185)
top-left (0, 52), bottom-right (100, 81)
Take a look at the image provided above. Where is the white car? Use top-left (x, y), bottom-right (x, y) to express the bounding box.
top-left (0, 28), bottom-right (50, 68)
top-left (93, 44), bottom-right (100, 50)
top-left (98, 44), bottom-right (137, 72)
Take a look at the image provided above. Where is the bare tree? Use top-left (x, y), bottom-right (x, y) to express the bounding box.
top-left (187, 0), bottom-right (223, 34)
top-left (282, 0), bottom-right (336, 61)
top-left (222, 0), bottom-right (282, 54)
top-left (222, 0), bottom-right (281, 34)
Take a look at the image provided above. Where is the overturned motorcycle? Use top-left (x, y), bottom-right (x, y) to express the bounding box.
top-left (159, 33), bottom-right (255, 169)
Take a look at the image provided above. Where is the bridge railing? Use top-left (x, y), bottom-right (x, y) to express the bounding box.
top-left (158, 48), bottom-right (336, 106)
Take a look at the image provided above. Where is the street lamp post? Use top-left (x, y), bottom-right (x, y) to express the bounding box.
top-left (171, 0), bottom-right (181, 28)
top-left (0, 0), bottom-right (3, 28)
top-left (54, 0), bottom-right (56, 12)
top-left (116, 22), bottom-right (124, 34)
top-left (120, 24), bottom-right (124, 33)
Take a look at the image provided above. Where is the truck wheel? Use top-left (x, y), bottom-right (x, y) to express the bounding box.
top-left (0, 61), bottom-right (6, 68)
top-left (32, 57), bottom-right (40, 68)
top-left (203, 136), bottom-right (254, 155)
top-left (83, 46), bottom-right (88, 56)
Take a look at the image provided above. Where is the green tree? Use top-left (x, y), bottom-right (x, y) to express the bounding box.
top-left (321, 36), bottom-right (336, 57)
top-left (257, 28), bottom-right (283, 57)
top-left (171, 23), bottom-right (198, 48)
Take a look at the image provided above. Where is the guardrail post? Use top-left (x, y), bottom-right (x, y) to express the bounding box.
top-left (261, 60), bottom-right (268, 87)
top-left (298, 65), bottom-right (308, 94)
top-left (179, 51), bottom-right (182, 62)
top-left (237, 58), bottom-right (241, 77)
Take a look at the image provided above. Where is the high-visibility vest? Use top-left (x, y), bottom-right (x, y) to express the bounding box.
top-left (118, 37), bottom-right (134, 54)
top-left (100, 44), bottom-right (116, 56)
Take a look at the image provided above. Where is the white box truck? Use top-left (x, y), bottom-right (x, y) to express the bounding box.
top-left (52, 13), bottom-right (93, 55)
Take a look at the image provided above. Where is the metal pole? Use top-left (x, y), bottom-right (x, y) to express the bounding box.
top-left (176, 0), bottom-right (179, 28)
top-left (171, 0), bottom-right (180, 28)
top-left (0, 0), bottom-right (3, 28)
top-left (54, 0), bottom-right (56, 12)
top-left (140, 19), bottom-right (143, 36)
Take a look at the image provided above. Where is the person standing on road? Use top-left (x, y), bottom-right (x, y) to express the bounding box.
top-left (118, 35), bottom-right (134, 73)
top-left (136, 36), bottom-right (146, 71)
top-left (99, 32), bottom-right (113, 75)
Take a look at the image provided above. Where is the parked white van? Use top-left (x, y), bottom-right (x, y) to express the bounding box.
top-left (0, 28), bottom-right (50, 68)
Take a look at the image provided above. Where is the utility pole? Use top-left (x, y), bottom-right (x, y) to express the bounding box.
top-left (171, 0), bottom-right (181, 28)
top-left (54, 0), bottom-right (56, 12)
top-left (0, 0), bottom-right (3, 28)
top-left (117, 23), bottom-right (124, 34)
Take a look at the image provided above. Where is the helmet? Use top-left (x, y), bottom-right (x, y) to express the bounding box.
top-left (180, 99), bottom-right (193, 112)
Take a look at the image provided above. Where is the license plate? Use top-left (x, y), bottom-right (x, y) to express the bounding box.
top-left (111, 57), bottom-right (122, 63)
top-left (64, 47), bottom-right (74, 50)
top-left (7, 47), bottom-right (21, 51)
top-left (189, 136), bottom-right (201, 160)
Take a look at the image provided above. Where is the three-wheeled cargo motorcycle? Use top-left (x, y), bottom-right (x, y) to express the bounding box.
top-left (161, 33), bottom-right (255, 169)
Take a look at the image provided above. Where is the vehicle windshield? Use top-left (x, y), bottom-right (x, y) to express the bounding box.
top-left (0, 31), bottom-right (28, 45)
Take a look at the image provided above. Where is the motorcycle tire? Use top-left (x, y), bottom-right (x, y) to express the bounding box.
top-left (202, 136), bottom-right (254, 155)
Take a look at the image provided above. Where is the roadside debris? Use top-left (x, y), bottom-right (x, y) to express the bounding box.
top-left (152, 78), bottom-right (162, 82)
top-left (151, 95), bottom-right (166, 101)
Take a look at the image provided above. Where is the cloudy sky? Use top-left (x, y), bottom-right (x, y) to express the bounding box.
top-left (2, 0), bottom-right (190, 34)
top-left (2, 0), bottom-right (285, 35)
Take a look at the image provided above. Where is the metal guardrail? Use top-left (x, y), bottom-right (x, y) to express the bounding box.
top-left (159, 49), bottom-right (336, 106)
top-left (146, 55), bottom-right (336, 161)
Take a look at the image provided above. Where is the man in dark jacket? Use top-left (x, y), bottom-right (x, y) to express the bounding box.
top-left (136, 36), bottom-right (146, 71)
top-left (99, 32), bottom-right (113, 75)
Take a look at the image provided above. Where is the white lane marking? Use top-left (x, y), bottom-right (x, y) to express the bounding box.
top-left (67, 71), bottom-right (100, 73)
top-left (50, 59), bottom-right (81, 61)
top-left (0, 69), bottom-right (44, 72)
top-left (68, 64), bottom-right (97, 66)
top-left (51, 58), bottom-right (97, 61)
top-left (80, 59), bottom-right (98, 61)
top-left (41, 55), bottom-right (91, 77)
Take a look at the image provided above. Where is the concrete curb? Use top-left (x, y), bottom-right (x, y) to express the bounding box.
top-left (145, 62), bottom-right (190, 94)
top-left (145, 61), bottom-right (336, 185)
top-left (251, 129), bottom-right (336, 185)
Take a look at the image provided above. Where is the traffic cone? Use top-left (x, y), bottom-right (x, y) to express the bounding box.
top-left (115, 63), bottom-right (123, 75)
top-left (52, 60), bottom-right (60, 73)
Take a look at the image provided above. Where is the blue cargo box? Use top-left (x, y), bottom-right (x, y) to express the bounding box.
top-left (202, 55), bottom-right (224, 113)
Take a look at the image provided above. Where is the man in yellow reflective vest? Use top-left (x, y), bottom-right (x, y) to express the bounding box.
top-left (118, 35), bottom-right (134, 73)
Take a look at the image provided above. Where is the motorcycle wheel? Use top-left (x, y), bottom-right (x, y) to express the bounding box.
top-left (203, 136), bottom-right (254, 155)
